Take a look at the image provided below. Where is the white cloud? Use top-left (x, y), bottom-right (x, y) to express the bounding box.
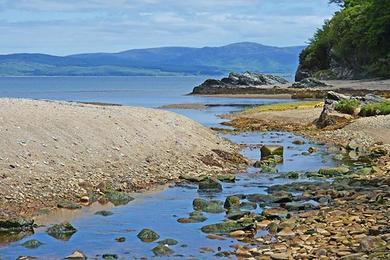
top-left (0, 0), bottom-right (339, 55)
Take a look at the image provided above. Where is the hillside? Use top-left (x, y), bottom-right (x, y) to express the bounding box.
top-left (296, 0), bottom-right (390, 81)
top-left (0, 42), bottom-right (304, 76)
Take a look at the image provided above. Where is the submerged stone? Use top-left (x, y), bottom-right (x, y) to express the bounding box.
top-left (102, 254), bottom-right (118, 260)
top-left (318, 167), bottom-right (350, 176)
top-left (57, 200), bottom-right (81, 210)
top-left (201, 219), bottom-right (255, 234)
top-left (137, 228), bottom-right (160, 242)
top-left (94, 210), bottom-right (114, 216)
top-left (217, 174), bottom-right (236, 183)
top-left (46, 222), bottom-right (77, 241)
top-left (104, 190), bottom-right (134, 206)
top-left (158, 238), bottom-right (178, 246)
top-left (152, 244), bottom-right (174, 256)
top-left (198, 178), bottom-right (223, 192)
top-left (193, 198), bottom-right (224, 213)
top-left (21, 239), bottom-right (43, 249)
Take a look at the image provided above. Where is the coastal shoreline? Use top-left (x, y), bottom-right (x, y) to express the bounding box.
top-left (0, 98), bottom-right (247, 220)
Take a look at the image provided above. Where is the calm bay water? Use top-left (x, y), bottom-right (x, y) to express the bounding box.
top-left (0, 77), bottom-right (337, 259)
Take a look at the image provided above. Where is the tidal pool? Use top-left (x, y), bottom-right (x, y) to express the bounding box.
top-left (0, 127), bottom-right (338, 259)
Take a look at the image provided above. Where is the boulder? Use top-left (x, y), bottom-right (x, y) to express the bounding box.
top-left (46, 222), bottom-right (77, 241)
top-left (65, 250), bottom-right (87, 260)
top-left (94, 210), bottom-right (114, 216)
top-left (137, 228), bottom-right (160, 242)
top-left (57, 200), bottom-right (81, 210)
top-left (261, 145), bottom-right (284, 159)
top-left (318, 167), bottom-right (350, 176)
top-left (201, 219), bottom-right (255, 234)
top-left (104, 190), bottom-right (134, 206)
top-left (198, 178), bottom-right (223, 192)
top-left (152, 244), bottom-right (174, 256)
top-left (157, 239), bottom-right (178, 246)
top-left (21, 239), bottom-right (43, 249)
top-left (0, 218), bottom-right (34, 232)
top-left (193, 198), bottom-right (224, 213)
top-left (291, 78), bottom-right (328, 88)
top-left (224, 196), bottom-right (241, 209)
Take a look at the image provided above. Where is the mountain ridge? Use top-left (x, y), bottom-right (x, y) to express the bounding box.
top-left (0, 42), bottom-right (305, 76)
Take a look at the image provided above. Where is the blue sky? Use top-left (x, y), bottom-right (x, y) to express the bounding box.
top-left (0, 0), bottom-right (340, 55)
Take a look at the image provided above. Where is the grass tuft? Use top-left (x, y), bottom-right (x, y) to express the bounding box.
top-left (335, 99), bottom-right (361, 115)
top-left (242, 101), bottom-right (323, 114)
top-left (360, 101), bottom-right (390, 117)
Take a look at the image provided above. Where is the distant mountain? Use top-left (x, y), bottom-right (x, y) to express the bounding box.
top-left (0, 42), bottom-right (305, 76)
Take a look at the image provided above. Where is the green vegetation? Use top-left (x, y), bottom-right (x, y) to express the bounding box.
top-left (335, 99), bottom-right (361, 114)
top-left (298, 0), bottom-right (390, 79)
top-left (360, 101), bottom-right (390, 116)
top-left (242, 101), bottom-right (323, 114)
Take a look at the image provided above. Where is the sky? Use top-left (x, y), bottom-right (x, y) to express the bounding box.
top-left (0, 0), bottom-right (340, 55)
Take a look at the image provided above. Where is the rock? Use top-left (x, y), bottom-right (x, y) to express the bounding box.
top-left (263, 208), bottom-right (289, 219)
top-left (291, 78), bottom-right (328, 88)
top-left (94, 210), bottom-right (114, 216)
top-left (16, 257), bottom-right (37, 260)
top-left (152, 244), bottom-right (174, 256)
top-left (57, 200), bottom-right (82, 210)
top-left (115, 237), bottom-right (125, 242)
top-left (80, 196), bottom-right (90, 203)
top-left (179, 175), bottom-right (208, 183)
top-left (285, 172), bottom-right (299, 179)
top-left (0, 218), bottom-right (34, 232)
top-left (216, 174), bottom-right (236, 183)
top-left (102, 254), bottom-right (118, 260)
top-left (137, 228), bottom-right (160, 242)
top-left (229, 230), bottom-right (246, 238)
top-left (318, 166), bottom-right (350, 176)
top-left (317, 91), bottom-right (354, 128)
top-left (308, 147), bottom-right (318, 153)
top-left (277, 227), bottom-right (295, 237)
top-left (46, 222), bottom-right (77, 241)
top-left (104, 190), bottom-right (134, 206)
top-left (198, 178), bottom-right (222, 192)
top-left (270, 252), bottom-right (290, 260)
top-left (240, 202), bottom-right (257, 210)
top-left (224, 196), bottom-right (240, 209)
top-left (21, 239), bottom-right (43, 249)
top-left (283, 201), bottom-right (319, 211)
top-left (191, 72), bottom-right (288, 95)
top-left (292, 139), bottom-right (305, 145)
top-left (261, 145), bottom-right (284, 158)
top-left (359, 236), bottom-right (386, 253)
top-left (201, 219), bottom-right (255, 234)
top-left (157, 238), bottom-right (178, 246)
top-left (193, 198), bottom-right (224, 213)
top-left (65, 250), bottom-right (87, 259)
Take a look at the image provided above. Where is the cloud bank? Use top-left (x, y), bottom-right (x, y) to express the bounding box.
top-left (0, 0), bottom-right (339, 55)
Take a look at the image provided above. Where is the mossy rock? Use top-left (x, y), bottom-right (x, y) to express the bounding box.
top-left (198, 178), bottom-right (222, 192)
top-left (192, 198), bottom-right (224, 213)
top-left (177, 211), bottom-right (207, 223)
top-left (137, 228), bottom-right (160, 242)
top-left (46, 222), bottom-right (77, 241)
top-left (179, 175), bottom-right (208, 183)
top-left (104, 191), bottom-right (134, 206)
top-left (201, 219), bottom-right (255, 234)
top-left (262, 208), bottom-right (289, 220)
top-left (94, 210), bottom-right (114, 217)
top-left (224, 196), bottom-right (240, 209)
top-left (216, 174), bottom-right (236, 183)
top-left (152, 244), bottom-right (174, 256)
top-left (21, 239), bottom-right (43, 249)
top-left (318, 166), bottom-right (350, 176)
top-left (157, 238), bottom-right (178, 246)
top-left (102, 254), bottom-right (118, 260)
top-left (0, 218), bottom-right (34, 232)
top-left (57, 200), bottom-right (82, 210)
top-left (261, 145), bottom-right (284, 158)
top-left (240, 202), bottom-right (257, 210)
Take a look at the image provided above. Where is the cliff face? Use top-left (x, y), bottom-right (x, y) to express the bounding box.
top-left (296, 0), bottom-right (390, 81)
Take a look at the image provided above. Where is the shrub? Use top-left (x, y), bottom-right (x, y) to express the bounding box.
top-left (335, 99), bottom-right (361, 114)
top-left (360, 101), bottom-right (390, 117)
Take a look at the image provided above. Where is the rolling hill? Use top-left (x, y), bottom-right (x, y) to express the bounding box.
top-left (0, 42), bottom-right (305, 76)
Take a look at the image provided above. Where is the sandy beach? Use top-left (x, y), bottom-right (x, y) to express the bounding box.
top-left (0, 98), bottom-right (244, 219)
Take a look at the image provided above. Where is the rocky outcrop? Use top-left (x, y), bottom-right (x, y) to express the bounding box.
top-left (191, 72), bottom-right (288, 94)
top-left (316, 91), bottom-right (386, 128)
top-left (290, 78), bottom-right (328, 88)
